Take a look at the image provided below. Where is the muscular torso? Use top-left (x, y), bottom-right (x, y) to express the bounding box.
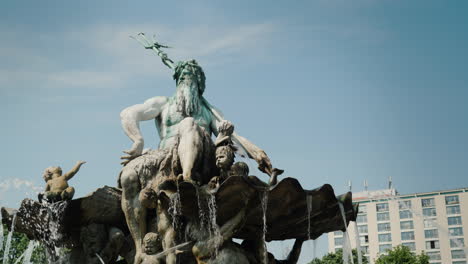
top-left (156, 96), bottom-right (213, 149)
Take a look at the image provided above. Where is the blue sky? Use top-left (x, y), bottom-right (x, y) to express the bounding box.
top-left (1, 0), bottom-right (467, 262)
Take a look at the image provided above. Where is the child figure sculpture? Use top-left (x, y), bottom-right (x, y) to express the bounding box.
top-left (38, 160), bottom-right (86, 203)
top-left (141, 232), bottom-right (163, 264)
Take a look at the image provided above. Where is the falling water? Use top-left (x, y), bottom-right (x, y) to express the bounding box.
top-left (22, 241), bottom-right (37, 264)
top-left (207, 193), bottom-right (221, 255)
top-left (352, 221), bottom-right (363, 264)
top-left (95, 253), bottom-right (105, 264)
top-left (0, 209), bottom-right (4, 252)
top-left (338, 202), bottom-right (354, 264)
top-left (3, 213), bottom-right (17, 264)
top-left (47, 202), bottom-right (69, 261)
top-left (342, 234), bottom-right (350, 264)
top-left (13, 251), bottom-right (25, 264)
top-left (261, 190), bottom-right (269, 264)
top-left (313, 240), bottom-right (317, 260)
top-left (169, 183), bottom-right (182, 231)
top-left (195, 187), bottom-right (206, 231)
top-left (306, 195), bottom-right (312, 240)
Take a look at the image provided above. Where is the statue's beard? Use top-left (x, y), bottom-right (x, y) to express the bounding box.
top-left (176, 81), bottom-right (200, 116)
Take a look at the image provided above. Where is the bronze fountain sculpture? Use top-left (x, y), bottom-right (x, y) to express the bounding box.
top-left (1, 33), bottom-right (358, 264)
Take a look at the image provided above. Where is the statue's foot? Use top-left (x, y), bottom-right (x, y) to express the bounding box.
top-left (177, 174), bottom-right (184, 182)
top-left (177, 174), bottom-right (200, 186)
top-left (268, 168), bottom-right (284, 186)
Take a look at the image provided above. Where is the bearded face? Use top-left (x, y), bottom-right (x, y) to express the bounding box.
top-left (176, 74), bottom-right (201, 116)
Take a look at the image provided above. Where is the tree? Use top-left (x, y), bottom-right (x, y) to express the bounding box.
top-left (0, 224), bottom-right (47, 264)
top-left (309, 249), bottom-right (369, 264)
top-left (375, 245), bottom-right (429, 264)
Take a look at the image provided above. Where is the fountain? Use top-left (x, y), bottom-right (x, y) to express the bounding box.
top-left (338, 203), bottom-right (354, 264)
top-left (0, 208), bottom-right (4, 252)
top-left (21, 241), bottom-right (37, 264)
top-left (3, 213), bottom-right (17, 264)
top-left (1, 33), bottom-right (358, 264)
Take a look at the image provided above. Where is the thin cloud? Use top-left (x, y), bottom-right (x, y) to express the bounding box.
top-left (0, 22), bottom-right (277, 95)
top-left (47, 70), bottom-right (126, 89)
top-left (0, 178), bottom-right (43, 202)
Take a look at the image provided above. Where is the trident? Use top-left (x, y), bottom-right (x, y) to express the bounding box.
top-left (130, 32), bottom-right (175, 70)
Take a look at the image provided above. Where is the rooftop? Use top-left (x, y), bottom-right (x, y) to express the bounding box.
top-left (353, 186), bottom-right (468, 204)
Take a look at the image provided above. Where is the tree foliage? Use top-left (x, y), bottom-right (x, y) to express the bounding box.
top-left (309, 249), bottom-right (369, 264)
top-left (0, 224), bottom-right (47, 264)
top-left (375, 245), bottom-right (429, 264)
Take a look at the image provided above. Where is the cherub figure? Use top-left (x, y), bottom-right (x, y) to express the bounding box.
top-left (209, 121), bottom-right (252, 189)
top-left (141, 232), bottom-right (163, 264)
top-left (208, 145), bottom-right (237, 189)
top-left (38, 160), bottom-right (86, 203)
top-left (215, 145), bottom-right (235, 179)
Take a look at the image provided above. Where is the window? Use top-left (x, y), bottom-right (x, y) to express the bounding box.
top-left (358, 204), bottom-right (367, 214)
top-left (427, 251), bottom-right (441, 261)
top-left (357, 214), bottom-right (367, 223)
top-left (361, 245), bottom-right (369, 254)
top-left (425, 229), bottom-right (439, 239)
top-left (334, 237), bottom-right (343, 246)
top-left (424, 219), bottom-right (437, 228)
top-left (423, 208), bottom-right (437, 217)
top-left (449, 227), bottom-right (464, 237)
top-left (400, 221), bottom-right (414, 230)
top-left (450, 238), bottom-right (465, 248)
top-left (452, 250), bottom-right (466, 259)
top-left (376, 203), bottom-right (389, 212)
top-left (453, 261), bottom-right (467, 264)
top-left (447, 205), bottom-right (461, 215)
top-left (357, 225), bottom-right (368, 234)
top-left (422, 198), bottom-right (435, 208)
top-left (379, 244), bottom-right (392, 253)
top-left (401, 231), bottom-right (415, 241)
top-left (399, 200), bottom-right (412, 210)
top-left (399, 210), bottom-right (412, 219)
top-left (402, 242), bottom-right (416, 251)
top-left (377, 212), bottom-right (390, 221)
top-left (446, 195), bottom-right (460, 205)
top-left (334, 231), bottom-right (343, 237)
top-left (425, 240), bottom-right (440, 250)
top-left (379, 233), bottom-right (392, 242)
top-left (359, 235), bottom-right (369, 244)
top-left (378, 223), bottom-right (391, 232)
top-left (448, 216), bottom-right (463, 226)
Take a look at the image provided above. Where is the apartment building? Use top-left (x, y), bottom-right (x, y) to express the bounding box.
top-left (328, 187), bottom-right (468, 264)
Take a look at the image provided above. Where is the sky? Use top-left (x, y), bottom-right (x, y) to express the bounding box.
top-left (1, 0), bottom-right (468, 262)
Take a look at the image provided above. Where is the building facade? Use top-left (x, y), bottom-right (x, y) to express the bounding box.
top-left (328, 187), bottom-right (468, 264)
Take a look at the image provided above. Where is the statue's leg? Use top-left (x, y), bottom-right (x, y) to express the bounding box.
top-left (121, 167), bottom-right (147, 264)
top-left (177, 117), bottom-right (204, 183)
top-left (164, 228), bottom-right (177, 264)
top-left (157, 207), bottom-right (177, 264)
top-left (61, 186), bottom-right (75, 200)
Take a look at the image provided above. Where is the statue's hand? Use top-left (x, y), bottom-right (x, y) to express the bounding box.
top-left (121, 140), bottom-right (144, 166)
top-left (76, 160), bottom-right (86, 166)
top-left (255, 150), bottom-right (274, 176)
